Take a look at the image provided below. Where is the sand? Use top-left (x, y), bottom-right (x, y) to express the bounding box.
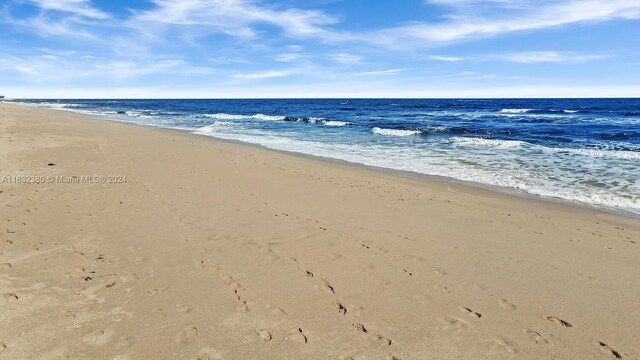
top-left (0, 103), bottom-right (639, 360)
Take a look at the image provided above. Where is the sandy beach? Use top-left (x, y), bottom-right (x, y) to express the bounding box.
top-left (0, 103), bottom-right (639, 359)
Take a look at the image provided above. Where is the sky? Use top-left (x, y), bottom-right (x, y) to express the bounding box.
top-left (0, 0), bottom-right (639, 98)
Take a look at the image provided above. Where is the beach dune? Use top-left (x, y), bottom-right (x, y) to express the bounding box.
top-left (1, 103), bottom-right (639, 359)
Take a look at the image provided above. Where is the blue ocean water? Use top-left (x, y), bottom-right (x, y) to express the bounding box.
top-left (7, 98), bottom-right (640, 215)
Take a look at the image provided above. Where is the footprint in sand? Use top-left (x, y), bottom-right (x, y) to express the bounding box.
top-left (176, 304), bottom-right (192, 314)
top-left (0, 342), bottom-right (6, 353)
top-left (439, 317), bottom-right (469, 331)
top-left (371, 334), bottom-right (392, 346)
top-left (336, 302), bottom-right (348, 315)
top-left (151, 308), bottom-right (166, 316)
top-left (353, 322), bottom-right (368, 334)
top-left (114, 336), bottom-right (132, 351)
top-left (84, 329), bottom-right (111, 345)
top-left (498, 299), bottom-right (516, 310)
top-left (256, 329), bottom-right (272, 341)
top-left (75, 325), bottom-right (111, 345)
top-left (147, 288), bottom-right (161, 295)
top-left (3, 293), bottom-right (18, 300)
top-left (288, 328), bottom-right (307, 344)
top-left (177, 326), bottom-right (199, 344)
top-left (352, 323), bottom-right (392, 346)
top-left (402, 269), bottom-right (413, 276)
top-left (544, 316), bottom-right (572, 327)
top-left (523, 329), bottom-right (548, 344)
top-left (598, 342), bottom-right (622, 359)
top-left (484, 338), bottom-right (517, 356)
top-left (264, 304), bottom-right (286, 315)
top-left (74, 324), bottom-right (94, 336)
top-left (321, 279), bottom-right (335, 293)
top-left (1, 263), bottom-right (11, 271)
top-left (63, 310), bottom-right (77, 319)
top-left (432, 267), bottom-right (447, 276)
top-left (458, 306), bottom-right (482, 318)
top-left (338, 356), bottom-right (355, 360)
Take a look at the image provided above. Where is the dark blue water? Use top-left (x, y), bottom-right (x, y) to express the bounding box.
top-left (8, 98), bottom-right (640, 214)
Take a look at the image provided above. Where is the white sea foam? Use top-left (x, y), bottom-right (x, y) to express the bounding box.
top-left (372, 127), bottom-right (422, 136)
top-left (323, 120), bottom-right (349, 126)
top-left (203, 113), bottom-right (247, 120)
top-left (202, 113), bottom-right (285, 121)
top-left (500, 108), bottom-right (536, 113)
top-left (453, 137), bottom-right (640, 160)
top-left (556, 147), bottom-right (640, 160)
top-left (193, 121), bottom-right (236, 134)
top-left (252, 114), bottom-right (286, 121)
top-left (74, 109), bottom-right (119, 116)
top-left (452, 137), bottom-right (530, 149)
top-left (563, 110), bottom-right (579, 113)
top-left (30, 102), bottom-right (81, 110)
top-left (124, 111), bottom-right (152, 118)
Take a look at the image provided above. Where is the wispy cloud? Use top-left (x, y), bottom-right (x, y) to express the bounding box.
top-left (367, 0), bottom-right (640, 47)
top-left (274, 53), bottom-right (302, 62)
top-left (233, 70), bottom-right (290, 79)
top-left (286, 45), bottom-right (304, 52)
top-left (425, 55), bottom-right (465, 62)
top-left (0, 51), bottom-right (214, 81)
top-left (133, 0), bottom-right (338, 40)
top-left (354, 68), bottom-right (408, 76)
top-left (2, 0), bottom-right (109, 39)
top-left (499, 51), bottom-right (612, 63)
top-left (29, 0), bottom-right (109, 20)
top-left (135, 0), bottom-right (640, 48)
top-left (424, 51), bottom-right (612, 63)
top-left (331, 53), bottom-right (362, 64)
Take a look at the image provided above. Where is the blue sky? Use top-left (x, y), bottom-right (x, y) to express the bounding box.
top-left (1, 0), bottom-right (639, 98)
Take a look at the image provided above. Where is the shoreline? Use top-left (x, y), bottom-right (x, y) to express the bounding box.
top-left (8, 100), bottom-right (640, 219)
top-left (1, 102), bottom-right (639, 359)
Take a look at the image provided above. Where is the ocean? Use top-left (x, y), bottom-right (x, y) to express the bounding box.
top-left (6, 98), bottom-right (640, 216)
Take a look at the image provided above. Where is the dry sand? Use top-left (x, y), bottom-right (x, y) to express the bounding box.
top-left (1, 103), bottom-right (639, 360)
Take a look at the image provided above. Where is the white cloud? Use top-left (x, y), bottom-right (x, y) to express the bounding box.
top-left (354, 68), bottom-right (408, 76)
top-left (424, 51), bottom-right (612, 63)
top-left (425, 55), bottom-right (465, 62)
top-left (367, 0), bottom-right (640, 46)
top-left (499, 51), bottom-right (611, 63)
top-left (0, 52), bottom-right (214, 81)
top-left (134, 0), bottom-right (338, 40)
top-left (331, 53), bottom-right (362, 64)
top-left (274, 53), bottom-right (301, 62)
top-left (287, 45), bottom-right (304, 52)
top-left (233, 70), bottom-right (290, 79)
top-left (7, 0), bottom-right (639, 52)
top-left (29, 0), bottom-right (109, 19)
top-left (2, 0), bottom-right (108, 39)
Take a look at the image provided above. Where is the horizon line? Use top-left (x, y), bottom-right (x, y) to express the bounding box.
top-left (5, 96), bottom-right (640, 100)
